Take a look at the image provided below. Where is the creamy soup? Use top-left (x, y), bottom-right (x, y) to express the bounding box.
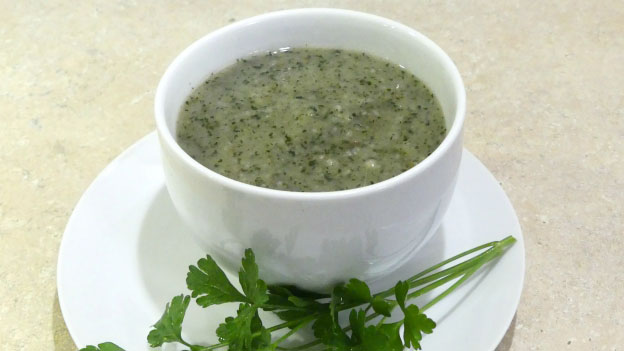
top-left (176, 48), bottom-right (446, 192)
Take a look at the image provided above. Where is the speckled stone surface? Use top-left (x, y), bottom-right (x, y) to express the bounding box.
top-left (1, 1), bottom-right (622, 350)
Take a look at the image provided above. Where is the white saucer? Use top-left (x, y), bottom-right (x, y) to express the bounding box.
top-left (57, 132), bottom-right (525, 351)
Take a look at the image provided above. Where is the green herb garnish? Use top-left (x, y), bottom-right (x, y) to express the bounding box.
top-left (80, 235), bottom-right (516, 351)
top-left (79, 343), bottom-right (125, 351)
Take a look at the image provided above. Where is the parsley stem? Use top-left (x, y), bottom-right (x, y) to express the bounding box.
top-left (406, 240), bottom-right (498, 283)
top-left (273, 315), bottom-right (315, 347)
top-left (267, 313), bottom-right (320, 333)
top-left (408, 236), bottom-right (515, 302)
top-left (194, 341), bottom-right (228, 350)
top-left (261, 304), bottom-right (311, 311)
top-left (406, 268), bottom-right (469, 300)
top-left (180, 340), bottom-right (193, 348)
top-left (416, 236), bottom-right (516, 312)
top-left (421, 264), bottom-right (480, 312)
top-left (280, 338), bottom-right (321, 350)
top-left (374, 235), bottom-right (515, 300)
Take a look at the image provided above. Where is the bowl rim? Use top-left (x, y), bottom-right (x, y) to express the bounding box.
top-left (154, 8), bottom-right (466, 200)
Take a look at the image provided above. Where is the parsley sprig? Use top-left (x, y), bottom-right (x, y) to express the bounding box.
top-left (80, 235), bottom-right (516, 351)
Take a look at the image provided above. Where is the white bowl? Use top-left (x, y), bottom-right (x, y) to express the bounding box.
top-left (155, 8), bottom-right (466, 291)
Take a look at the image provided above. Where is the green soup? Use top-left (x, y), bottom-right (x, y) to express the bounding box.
top-left (176, 48), bottom-right (446, 192)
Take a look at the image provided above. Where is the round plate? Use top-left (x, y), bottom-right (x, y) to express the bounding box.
top-left (57, 132), bottom-right (524, 350)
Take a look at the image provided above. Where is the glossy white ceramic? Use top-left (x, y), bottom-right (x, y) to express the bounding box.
top-left (154, 9), bottom-right (466, 291)
top-left (57, 133), bottom-right (524, 351)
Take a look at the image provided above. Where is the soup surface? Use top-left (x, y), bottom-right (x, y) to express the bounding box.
top-left (176, 48), bottom-right (446, 192)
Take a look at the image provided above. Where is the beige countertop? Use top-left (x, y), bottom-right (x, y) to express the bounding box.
top-left (1, 1), bottom-right (622, 350)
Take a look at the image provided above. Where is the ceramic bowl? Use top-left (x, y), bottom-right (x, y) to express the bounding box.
top-left (155, 8), bottom-right (465, 291)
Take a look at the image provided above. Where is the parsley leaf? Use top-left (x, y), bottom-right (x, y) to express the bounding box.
top-left (187, 255), bottom-right (247, 307)
top-left (394, 280), bottom-right (436, 350)
top-left (239, 248), bottom-right (269, 305)
top-left (266, 284), bottom-right (323, 309)
top-left (265, 284), bottom-right (324, 325)
top-left (311, 313), bottom-right (350, 348)
top-left (370, 296), bottom-right (392, 317)
top-left (268, 284), bottom-right (329, 299)
top-left (79, 342), bottom-right (125, 351)
top-left (274, 309), bottom-right (311, 323)
top-left (216, 303), bottom-right (256, 350)
top-left (264, 296), bottom-right (292, 311)
top-left (147, 295), bottom-right (190, 347)
top-left (250, 310), bottom-right (273, 350)
top-left (347, 309), bottom-right (368, 345)
top-left (354, 327), bottom-right (396, 351)
top-left (402, 304), bottom-right (436, 350)
top-left (216, 303), bottom-right (271, 351)
top-left (378, 321), bottom-right (405, 351)
top-left (311, 285), bottom-right (350, 348)
top-left (266, 285), bottom-right (293, 298)
top-left (342, 278), bottom-right (372, 304)
top-left (394, 280), bottom-right (409, 310)
top-left (348, 310), bottom-right (402, 351)
top-left (288, 295), bottom-right (317, 307)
